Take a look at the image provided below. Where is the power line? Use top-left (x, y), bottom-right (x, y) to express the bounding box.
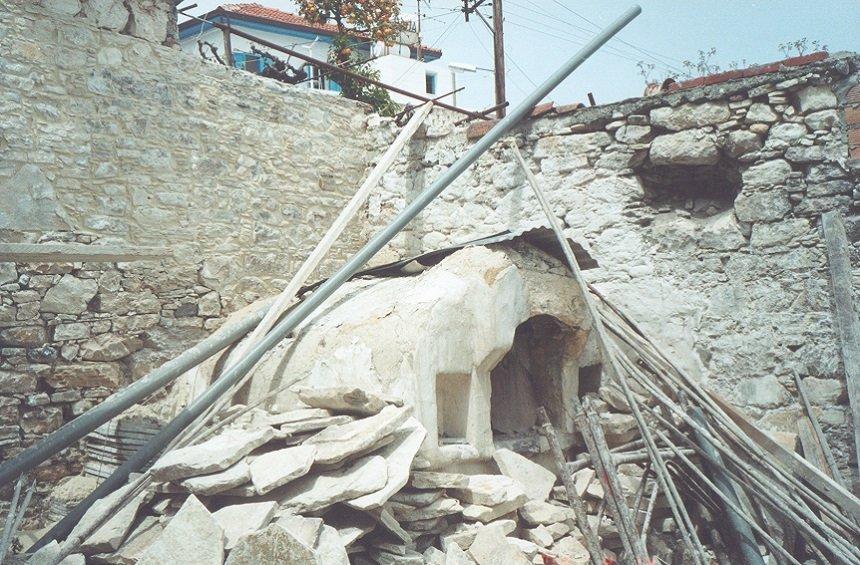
top-left (392, 12), bottom-right (460, 85)
top-left (547, 0), bottom-right (686, 71)
top-left (467, 20), bottom-right (529, 97)
top-left (505, 20), bottom-right (643, 64)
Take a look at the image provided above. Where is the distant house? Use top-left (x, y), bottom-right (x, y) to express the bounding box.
top-left (178, 3), bottom-right (452, 105)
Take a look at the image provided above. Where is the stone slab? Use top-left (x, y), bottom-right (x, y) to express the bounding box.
top-left (212, 501), bottom-right (278, 550)
top-left (249, 444), bottom-right (316, 494)
top-left (149, 427), bottom-right (274, 481)
top-left (492, 448), bottom-right (556, 501)
top-left (138, 495), bottom-right (224, 565)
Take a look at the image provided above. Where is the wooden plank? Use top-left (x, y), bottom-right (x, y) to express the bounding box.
top-left (708, 390), bottom-right (860, 523)
top-left (0, 243), bottom-right (170, 263)
top-left (821, 210), bottom-right (860, 486)
top-left (794, 372), bottom-right (847, 488)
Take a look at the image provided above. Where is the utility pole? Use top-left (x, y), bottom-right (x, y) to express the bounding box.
top-left (462, 0), bottom-right (506, 118)
top-left (491, 0), bottom-right (506, 117)
top-left (416, 0), bottom-right (423, 61)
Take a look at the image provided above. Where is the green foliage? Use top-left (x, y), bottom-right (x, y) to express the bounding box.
top-left (327, 35), bottom-right (400, 116)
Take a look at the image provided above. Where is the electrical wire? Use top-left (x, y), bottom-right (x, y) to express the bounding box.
top-left (466, 21), bottom-right (529, 97)
top-left (547, 0), bottom-right (686, 72)
top-left (391, 11), bottom-right (460, 85)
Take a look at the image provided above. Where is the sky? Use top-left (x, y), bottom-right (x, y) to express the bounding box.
top-left (179, 1), bottom-right (859, 110)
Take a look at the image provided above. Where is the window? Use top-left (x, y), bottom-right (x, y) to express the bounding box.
top-left (425, 72), bottom-right (437, 95)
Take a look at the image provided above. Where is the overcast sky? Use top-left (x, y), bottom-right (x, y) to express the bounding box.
top-left (180, 1), bottom-right (858, 110)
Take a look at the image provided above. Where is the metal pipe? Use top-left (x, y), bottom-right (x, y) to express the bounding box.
top-left (0, 307), bottom-right (266, 488)
top-left (689, 407), bottom-right (765, 565)
top-left (35, 5), bottom-right (642, 549)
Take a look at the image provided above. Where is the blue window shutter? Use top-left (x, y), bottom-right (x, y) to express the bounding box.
top-left (233, 52), bottom-right (246, 69)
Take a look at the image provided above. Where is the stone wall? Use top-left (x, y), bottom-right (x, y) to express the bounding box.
top-left (0, 0), bottom-right (379, 492)
top-left (367, 54), bottom-right (860, 473)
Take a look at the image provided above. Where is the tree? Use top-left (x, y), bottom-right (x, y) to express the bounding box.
top-left (296, 0), bottom-right (404, 115)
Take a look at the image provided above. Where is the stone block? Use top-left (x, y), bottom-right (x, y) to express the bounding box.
top-left (180, 459), bottom-right (251, 496)
top-left (796, 85), bottom-right (837, 113)
top-left (87, 0), bottom-right (130, 31)
top-left (54, 322), bottom-right (90, 341)
top-left (745, 103), bottom-right (778, 123)
top-left (649, 102), bottom-right (730, 131)
top-left (750, 218), bottom-right (810, 247)
top-left (724, 130), bottom-right (762, 157)
top-left (519, 500), bottom-right (574, 526)
top-left (649, 129), bottom-right (719, 166)
top-left (804, 109), bottom-right (840, 131)
top-left (41, 275), bottom-right (98, 314)
top-left (734, 190), bottom-right (791, 222)
top-left (0, 325), bottom-right (46, 347)
top-left (741, 159), bottom-right (792, 187)
top-left (47, 362), bottom-right (124, 389)
top-left (80, 333), bottom-right (143, 361)
top-left (297, 386), bottom-right (391, 416)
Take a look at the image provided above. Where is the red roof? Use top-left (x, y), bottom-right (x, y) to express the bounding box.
top-left (209, 3), bottom-right (443, 57)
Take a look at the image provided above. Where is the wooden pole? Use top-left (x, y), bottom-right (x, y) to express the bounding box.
top-left (794, 372), bottom-right (847, 489)
top-left (492, 0), bottom-right (507, 118)
top-left (222, 17), bottom-right (234, 67)
top-left (536, 407), bottom-right (603, 565)
top-left (822, 210), bottom-right (860, 490)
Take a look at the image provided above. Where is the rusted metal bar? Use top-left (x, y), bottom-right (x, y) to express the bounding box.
top-left (453, 101), bottom-right (510, 126)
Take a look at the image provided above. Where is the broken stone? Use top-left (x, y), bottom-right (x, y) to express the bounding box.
top-left (519, 500), bottom-right (574, 526)
top-left (249, 444), bottom-right (316, 494)
top-left (297, 386), bottom-right (393, 416)
top-left (492, 448), bottom-right (556, 501)
top-left (649, 129), bottom-right (719, 166)
top-left (461, 491), bottom-right (528, 523)
top-left (507, 537), bottom-right (539, 560)
top-left (266, 408), bottom-right (333, 426)
top-left (278, 454), bottom-right (388, 513)
top-left (275, 514), bottom-right (323, 548)
top-left (180, 459), bottom-right (250, 496)
top-left (304, 404), bottom-right (410, 465)
top-left (138, 495), bottom-right (224, 565)
top-left (77, 486), bottom-right (147, 554)
top-left (150, 427), bottom-right (274, 481)
top-left (572, 468), bottom-right (603, 498)
top-left (46, 362), bottom-right (124, 389)
top-left (468, 525), bottom-right (531, 565)
top-left (212, 501), bottom-right (277, 550)
top-left (346, 418), bottom-right (426, 510)
top-left (614, 124), bottom-right (651, 144)
top-left (314, 525), bottom-right (349, 565)
top-left (225, 524), bottom-right (317, 565)
top-left (440, 520), bottom-right (517, 551)
top-left (41, 275), bottom-right (98, 314)
top-left (522, 525), bottom-right (554, 548)
top-left (450, 474), bottom-right (528, 507)
top-left (93, 515), bottom-right (163, 564)
top-left (599, 411), bottom-right (639, 445)
top-left (411, 471), bottom-right (470, 489)
top-left (445, 544), bottom-right (476, 565)
top-left (552, 535), bottom-right (590, 562)
top-left (804, 109), bottom-right (840, 131)
top-left (389, 497), bottom-right (463, 522)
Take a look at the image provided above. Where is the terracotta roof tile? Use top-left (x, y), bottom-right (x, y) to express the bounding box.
top-left (215, 3), bottom-right (442, 57)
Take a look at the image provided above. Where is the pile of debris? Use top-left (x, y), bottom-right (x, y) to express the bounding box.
top-left (33, 385), bottom-right (670, 564)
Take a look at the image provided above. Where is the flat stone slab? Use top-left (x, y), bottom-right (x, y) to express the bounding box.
top-left (249, 444), bottom-right (316, 494)
top-left (212, 501), bottom-right (278, 550)
top-left (279, 415), bottom-right (354, 435)
top-left (461, 492), bottom-right (528, 523)
top-left (297, 386), bottom-right (397, 416)
top-left (411, 471), bottom-right (470, 489)
top-left (74, 484), bottom-right (145, 554)
top-left (468, 526), bottom-right (531, 565)
top-left (492, 448), bottom-right (556, 501)
top-left (388, 497), bottom-right (463, 522)
top-left (304, 405), bottom-right (410, 465)
top-left (314, 525), bottom-right (349, 565)
top-left (225, 524), bottom-right (318, 565)
top-left (266, 408), bottom-right (333, 426)
top-left (450, 475), bottom-right (527, 507)
top-left (346, 418), bottom-right (426, 510)
top-left (91, 516), bottom-right (164, 564)
top-left (390, 489), bottom-right (445, 507)
top-left (519, 500), bottom-right (575, 526)
top-left (150, 427), bottom-right (274, 481)
top-left (180, 459), bottom-right (250, 496)
top-left (138, 495), bottom-right (224, 565)
top-left (278, 454), bottom-right (388, 514)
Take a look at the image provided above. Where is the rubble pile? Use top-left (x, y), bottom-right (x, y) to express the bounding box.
top-left (34, 386), bottom-right (671, 565)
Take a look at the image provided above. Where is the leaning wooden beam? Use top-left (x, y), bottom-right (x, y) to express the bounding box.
top-left (0, 243), bottom-right (170, 263)
top-left (794, 372), bottom-right (847, 489)
top-left (536, 407), bottom-right (603, 565)
top-left (509, 142), bottom-right (709, 564)
top-left (821, 210), bottom-right (860, 488)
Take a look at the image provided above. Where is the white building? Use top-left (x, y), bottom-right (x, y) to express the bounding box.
top-left (178, 3), bottom-right (453, 106)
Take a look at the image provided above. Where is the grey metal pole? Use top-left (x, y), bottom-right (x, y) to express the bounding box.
top-left (34, 5), bottom-right (642, 550)
top-left (0, 307), bottom-right (266, 488)
top-left (689, 407), bottom-right (765, 565)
